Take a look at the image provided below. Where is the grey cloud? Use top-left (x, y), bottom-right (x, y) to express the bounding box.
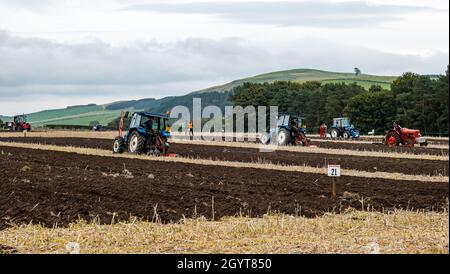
top-left (0, 31), bottom-right (448, 115)
top-left (276, 39), bottom-right (448, 75)
top-left (0, 31), bottom-right (266, 88)
top-left (122, 1), bottom-right (443, 28)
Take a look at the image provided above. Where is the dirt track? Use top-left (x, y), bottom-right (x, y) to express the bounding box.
top-left (0, 146), bottom-right (448, 230)
top-left (0, 137), bottom-right (448, 176)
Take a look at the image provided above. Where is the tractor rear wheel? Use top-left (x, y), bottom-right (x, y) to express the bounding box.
top-left (330, 128), bottom-right (340, 139)
top-left (129, 132), bottom-right (146, 154)
top-left (113, 136), bottom-right (125, 154)
top-left (277, 128), bottom-right (290, 145)
top-left (385, 131), bottom-right (400, 146)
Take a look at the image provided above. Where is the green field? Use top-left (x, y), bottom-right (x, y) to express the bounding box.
top-left (31, 110), bottom-right (124, 127)
top-left (321, 79), bottom-right (393, 90)
top-left (20, 105), bottom-right (136, 128)
top-left (0, 115), bottom-right (10, 121)
top-left (194, 69), bottom-right (397, 93)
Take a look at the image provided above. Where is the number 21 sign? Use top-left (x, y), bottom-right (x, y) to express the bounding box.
top-left (328, 165), bottom-right (341, 177)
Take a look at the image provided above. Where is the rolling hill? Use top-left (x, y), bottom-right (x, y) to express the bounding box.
top-left (1, 69), bottom-right (398, 128)
top-left (0, 115), bottom-right (10, 121)
top-left (3, 105), bottom-right (128, 128)
top-left (1, 92), bottom-right (231, 128)
top-left (193, 68), bottom-right (396, 93)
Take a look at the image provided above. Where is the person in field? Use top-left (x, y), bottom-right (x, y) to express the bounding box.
top-left (320, 123), bottom-right (327, 138)
top-left (189, 120), bottom-right (194, 139)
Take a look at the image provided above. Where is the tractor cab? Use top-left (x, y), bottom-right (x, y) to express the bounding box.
top-left (330, 117), bottom-right (359, 139)
top-left (14, 115), bottom-right (25, 124)
top-left (333, 118), bottom-right (351, 128)
top-left (261, 113), bottom-right (311, 146)
top-left (126, 112), bottom-right (171, 140)
top-left (277, 113), bottom-right (306, 134)
top-left (113, 112), bottom-right (171, 156)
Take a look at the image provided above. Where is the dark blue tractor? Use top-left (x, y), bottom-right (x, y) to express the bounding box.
top-left (113, 112), bottom-right (171, 156)
top-left (260, 113), bottom-right (311, 146)
top-left (329, 117), bottom-right (359, 139)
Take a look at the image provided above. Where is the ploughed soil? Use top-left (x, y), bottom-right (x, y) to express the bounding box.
top-left (314, 141), bottom-right (448, 156)
top-left (345, 136), bottom-right (449, 146)
top-left (179, 136), bottom-right (449, 153)
top-left (0, 146), bottom-right (448, 229)
top-left (0, 136), bottom-right (447, 156)
top-left (0, 137), bottom-right (448, 176)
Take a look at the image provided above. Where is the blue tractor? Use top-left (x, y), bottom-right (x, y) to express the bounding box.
top-left (260, 113), bottom-right (311, 146)
top-left (329, 117), bottom-right (359, 139)
top-left (113, 111), bottom-right (171, 156)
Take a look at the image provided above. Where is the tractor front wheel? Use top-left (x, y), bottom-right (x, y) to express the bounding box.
top-left (113, 136), bottom-right (125, 154)
top-left (129, 132), bottom-right (146, 154)
top-left (343, 131), bottom-right (350, 139)
top-left (277, 129), bottom-right (290, 146)
top-left (260, 133), bottom-right (270, 145)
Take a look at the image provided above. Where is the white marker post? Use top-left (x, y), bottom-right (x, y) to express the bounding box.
top-left (328, 165), bottom-right (341, 198)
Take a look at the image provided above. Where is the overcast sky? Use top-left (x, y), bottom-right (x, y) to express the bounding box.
top-left (0, 0), bottom-right (448, 115)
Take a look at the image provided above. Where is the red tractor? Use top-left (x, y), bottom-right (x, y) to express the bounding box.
top-left (10, 115), bottom-right (31, 131)
top-left (384, 122), bottom-right (427, 147)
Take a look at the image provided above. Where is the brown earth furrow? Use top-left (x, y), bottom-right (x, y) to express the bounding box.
top-left (0, 146), bottom-right (448, 230)
top-left (3, 141), bottom-right (448, 183)
top-left (1, 133), bottom-right (448, 155)
top-left (0, 137), bottom-right (448, 176)
top-left (312, 140), bottom-right (448, 155)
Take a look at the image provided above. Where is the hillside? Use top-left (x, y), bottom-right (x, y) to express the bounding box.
top-left (1, 69), bottom-right (398, 128)
top-left (193, 69), bottom-right (396, 93)
top-left (0, 115), bottom-right (10, 121)
top-left (13, 105), bottom-right (127, 128)
top-left (1, 92), bottom-right (231, 128)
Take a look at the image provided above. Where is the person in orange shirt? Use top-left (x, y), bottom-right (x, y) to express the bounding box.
top-left (188, 120), bottom-right (193, 139)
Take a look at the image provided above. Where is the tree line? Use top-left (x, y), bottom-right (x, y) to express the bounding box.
top-left (230, 67), bottom-right (449, 136)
